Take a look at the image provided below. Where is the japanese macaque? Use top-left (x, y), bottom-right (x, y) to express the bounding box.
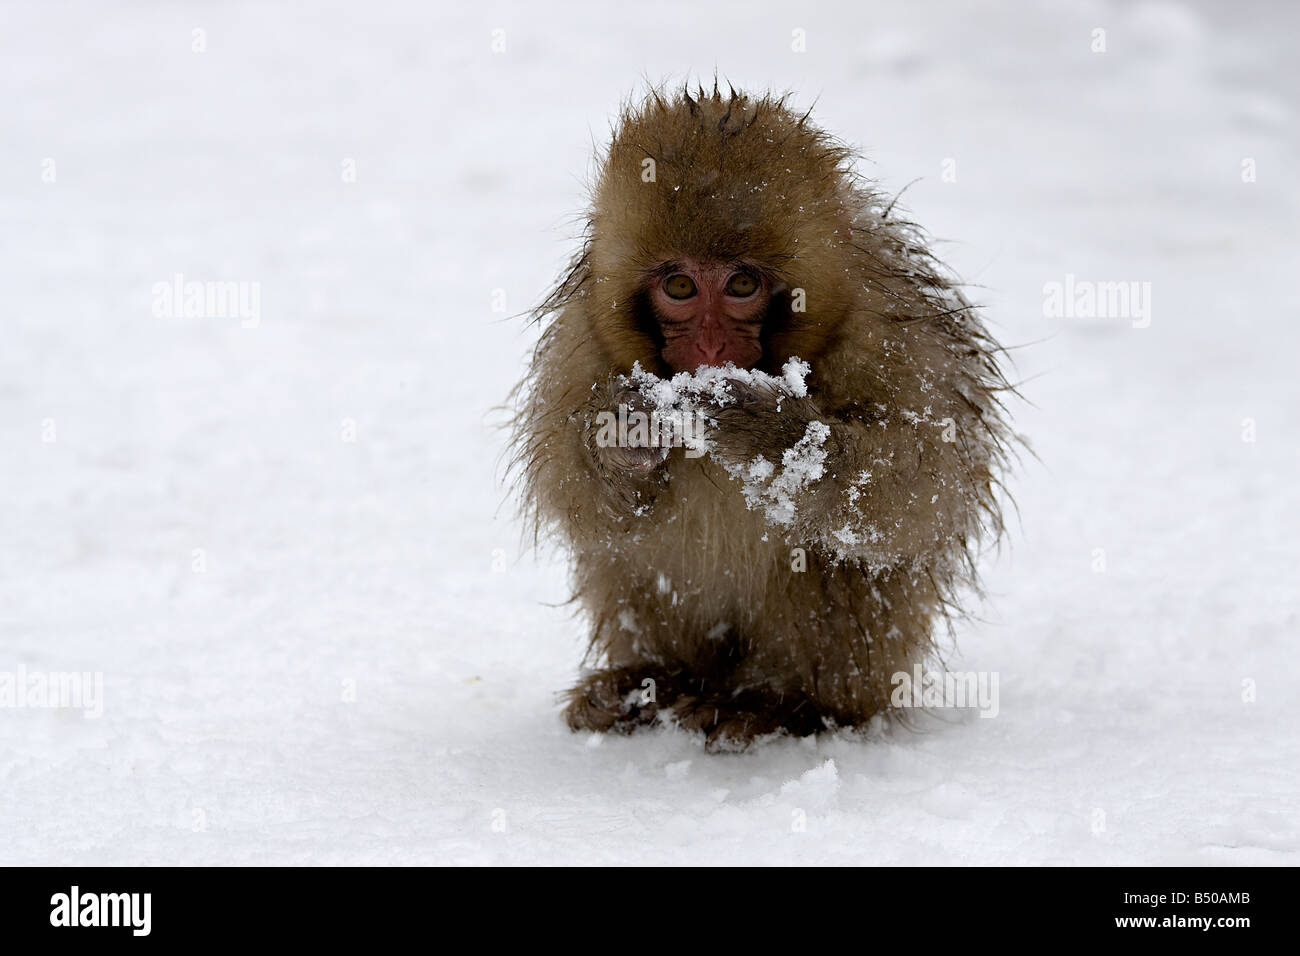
top-left (512, 84), bottom-right (1013, 751)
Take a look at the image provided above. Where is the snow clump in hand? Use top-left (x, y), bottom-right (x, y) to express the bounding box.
top-left (617, 358), bottom-right (827, 527)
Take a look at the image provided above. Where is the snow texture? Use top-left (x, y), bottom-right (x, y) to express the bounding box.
top-left (729, 420), bottom-right (830, 529)
top-left (1, 1), bottom-right (1297, 865)
top-left (622, 357), bottom-right (810, 467)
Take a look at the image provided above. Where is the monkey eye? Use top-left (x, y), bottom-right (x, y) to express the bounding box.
top-left (663, 274), bottom-right (697, 300)
top-left (725, 272), bottom-right (759, 297)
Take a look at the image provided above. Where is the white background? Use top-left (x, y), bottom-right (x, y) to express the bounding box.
top-left (1, 0), bottom-right (1296, 864)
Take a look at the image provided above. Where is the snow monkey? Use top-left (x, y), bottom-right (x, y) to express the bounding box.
top-left (512, 84), bottom-right (1013, 751)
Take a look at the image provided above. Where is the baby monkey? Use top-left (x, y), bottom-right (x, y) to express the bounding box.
top-left (513, 85), bottom-right (1012, 751)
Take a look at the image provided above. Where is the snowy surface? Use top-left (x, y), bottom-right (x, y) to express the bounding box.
top-left (1, 1), bottom-right (1297, 865)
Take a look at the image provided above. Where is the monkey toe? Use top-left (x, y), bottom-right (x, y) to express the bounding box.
top-left (669, 701), bottom-right (777, 751)
top-left (670, 690), bottom-right (827, 751)
top-left (704, 714), bottom-right (770, 753)
top-left (563, 666), bottom-right (678, 734)
top-left (563, 685), bottom-right (625, 733)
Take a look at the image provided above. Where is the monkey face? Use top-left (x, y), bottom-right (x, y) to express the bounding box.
top-left (647, 257), bottom-right (769, 372)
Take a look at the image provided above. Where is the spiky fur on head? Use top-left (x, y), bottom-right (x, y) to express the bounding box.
top-left (539, 85), bottom-right (859, 375)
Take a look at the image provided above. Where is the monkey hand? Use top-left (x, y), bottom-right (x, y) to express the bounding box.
top-left (597, 438), bottom-right (670, 477)
top-left (700, 376), bottom-right (825, 469)
top-left (694, 375), bottom-right (843, 535)
top-left (588, 384), bottom-right (672, 472)
top-left (581, 381), bottom-right (672, 515)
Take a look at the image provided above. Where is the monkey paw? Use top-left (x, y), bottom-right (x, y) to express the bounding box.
top-left (698, 382), bottom-right (818, 471)
top-left (670, 690), bottom-right (826, 753)
top-left (599, 443), bottom-right (670, 476)
top-left (587, 386), bottom-right (673, 477)
top-left (563, 666), bottom-right (676, 734)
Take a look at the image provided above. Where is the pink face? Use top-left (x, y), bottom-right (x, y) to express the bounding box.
top-left (648, 258), bottom-right (770, 372)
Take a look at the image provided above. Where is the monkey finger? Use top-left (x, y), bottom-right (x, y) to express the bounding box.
top-left (604, 444), bottom-right (669, 474)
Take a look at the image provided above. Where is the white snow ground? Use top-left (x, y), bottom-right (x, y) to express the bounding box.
top-left (1, 1), bottom-right (1297, 865)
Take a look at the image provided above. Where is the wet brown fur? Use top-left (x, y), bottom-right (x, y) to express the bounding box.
top-left (511, 84), bottom-right (1014, 751)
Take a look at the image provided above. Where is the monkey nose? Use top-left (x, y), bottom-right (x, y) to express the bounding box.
top-left (699, 341), bottom-right (724, 362)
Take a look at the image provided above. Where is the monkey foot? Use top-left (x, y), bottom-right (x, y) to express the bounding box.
top-left (565, 670), bottom-right (828, 751)
top-left (563, 665), bottom-right (680, 734)
top-left (669, 690), bottom-right (827, 753)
